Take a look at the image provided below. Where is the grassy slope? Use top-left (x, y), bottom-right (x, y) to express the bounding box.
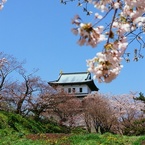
top-left (0, 111), bottom-right (145, 145)
top-left (0, 110), bottom-right (69, 145)
top-left (0, 110), bottom-right (45, 145)
top-left (0, 110), bottom-right (46, 135)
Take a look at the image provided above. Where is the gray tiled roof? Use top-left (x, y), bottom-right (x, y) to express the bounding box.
top-left (48, 72), bottom-right (99, 91)
top-left (57, 72), bottom-right (91, 83)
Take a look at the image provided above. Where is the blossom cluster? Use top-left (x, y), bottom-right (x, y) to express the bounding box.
top-left (72, 16), bottom-right (106, 48)
top-left (71, 0), bottom-right (145, 83)
top-left (0, 0), bottom-right (7, 10)
top-left (87, 50), bottom-right (123, 83)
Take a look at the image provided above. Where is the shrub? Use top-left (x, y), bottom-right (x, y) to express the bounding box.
top-left (124, 118), bottom-right (145, 136)
top-left (71, 127), bottom-right (88, 134)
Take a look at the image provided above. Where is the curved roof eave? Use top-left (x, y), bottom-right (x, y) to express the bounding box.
top-left (48, 80), bottom-right (99, 91)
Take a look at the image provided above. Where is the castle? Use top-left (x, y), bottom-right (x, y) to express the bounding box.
top-left (48, 72), bottom-right (99, 98)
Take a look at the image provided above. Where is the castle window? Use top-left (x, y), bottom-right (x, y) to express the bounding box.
top-left (79, 88), bottom-right (83, 92)
top-left (68, 88), bottom-right (71, 93)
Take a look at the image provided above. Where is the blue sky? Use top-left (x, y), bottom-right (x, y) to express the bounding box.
top-left (0, 0), bottom-right (145, 95)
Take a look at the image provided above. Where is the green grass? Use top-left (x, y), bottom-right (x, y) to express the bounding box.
top-left (0, 110), bottom-right (46, 134)
top-left (68, 133), bottom-right (145, 145)
top-left (0, 110), bottom-right (69, 134)
top-left (0, 111), bottom-right (145, 145)
top-left (0, 132), bottom-right (145, 145)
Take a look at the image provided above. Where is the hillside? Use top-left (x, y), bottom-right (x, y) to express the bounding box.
top-left (0, 111), bottom-right (145, 145)
top-left (0, 110), bottom-right (68, 135)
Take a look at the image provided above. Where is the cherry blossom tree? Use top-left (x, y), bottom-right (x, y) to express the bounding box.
top-left (81, 92), bottom-right (145, 134)
top-left (61, 0), bottom-right (145, 83)
top-left (1, 68), bottom-right (50, 115)
top-left (26, 82), bottom-right (53, 120)
top-left (110, 92), bottom-right (145, 134)
top-left (82, 93), bottom-right (117, 133)
top-left (47, 91), bottom-right (82, 126)
top-left (0, 52), bottom-right (23, 91)
top-left (0, 52), bottom-right (24, 112)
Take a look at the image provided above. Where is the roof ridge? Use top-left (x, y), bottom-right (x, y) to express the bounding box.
top-left (61, 72), bottom-right (90, 75)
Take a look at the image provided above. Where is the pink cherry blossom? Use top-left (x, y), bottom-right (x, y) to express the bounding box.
top-left (64, 0), bottom-right (145, 82)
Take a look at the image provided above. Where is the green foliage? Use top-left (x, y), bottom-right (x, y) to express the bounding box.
top-left (69, 133), bottom-right (142, 145)
top-left (0, 112), bottom-right (8, 129)
top-left (40, 118), bottom-right (70, 133)
top-left (71, 127), bottom-right (88, 134)
top-left (123, 118), bottom-right (145, 136)
top-left (0, 111), bottom-right (69, 136)
top-left (0, 111), bottom-right (45, 134)
top-left (133, 136), bottom-right (145, 145)
top-left (45, 123), bottom-right (67, 133)
top-left (135, 92), bottom-right (145, 103)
